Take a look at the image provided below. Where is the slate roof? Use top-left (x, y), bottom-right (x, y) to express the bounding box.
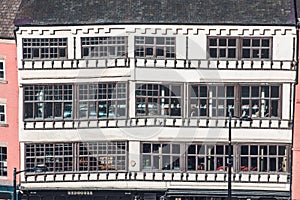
top-left (0, 0), bottom-right (22, 38)
top-left (14, 0), bottom-right (296, 26)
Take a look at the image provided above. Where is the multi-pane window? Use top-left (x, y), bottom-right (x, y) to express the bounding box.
top-left (208, 38), bottom-right (238, 59)
top-left (189, 84), bottom-right (281, 118)
top-left (81, 37), bottom-right (127, 58)
top-left (78, 83), bottom-right (127, 118)
top-left (0, 147), bottom-right (7, 176)
top-left (22, 38), bottom-right (67, 59)
top-left (190, 85), bottom-right (234, 117)
top-left (136, 83), bottom-right (182, 116)
top-left (24, 85), bottom-right (73, 119)
top-left (25, 143), bottom-right (73, 172)
top-left (208, 37), bottom-right (272, 60)
top-left (78, 142), bottom-right (127, 171)
top-left (0, 104), bottom-right (5, 123)
top-left (0, 60), bottom-right (4, 79)
top-left (240, 144), bottom-right (288, 172)
top-left (242, 38), bottom-right (271, 59)
top-left (135, 36), bottom-right (175, 58)
top-left (241, 85), bottom-right (280, 118)
top-left (142, 143), bottom-right (181, 170)
top-left (187, 144), bottom-right (230, 171)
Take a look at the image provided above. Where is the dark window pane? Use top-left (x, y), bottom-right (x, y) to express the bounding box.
top-left (146, 48), bottom-right (153, 56)
top-left (209, 39), bottom-right (217, 46)
top-left (262, 39), bottom-right (270, 47)
top-left (228, 39), bottom-right (236, 46)
top-left (261, 49), bottom-right (269, 59)
top-left (143, 144), bottom-right (151, 153)
top-left (241, 86), bottom-right (250, 97)
top-left (242, 49), bottom-right (250, 58)
top-left (252, 49), bottom-right (259, 58)
top-left (251, 87), bottom-right (259, 97)
top-left (271, 86), bottom-right (279, 97)
top-left (188, 145), bottom-right (196, 154)
top-left (219, 49), bottom-right (226, 57)
top-left (278, 146), bottom-right (286, 155)
top-left (228, 49), bottom-right (236, 58)
top-left (219, 39), bottom-right (226, 46)
top-left (250, 146), bottom-right (258, 155)
top-left (269, 146), bottom-right (277, 155)
top-left (243, 39), bottom-right (250, 46)
top-left (209, 48), bottom-right (217, 58)
top-left (252, 39), bottom-right (260, 47)
top-left (241, 146), bottom-right (248, 155)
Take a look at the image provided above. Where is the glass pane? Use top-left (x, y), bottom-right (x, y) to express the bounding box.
top-left (187, 156), bottom-right (196, 170)
top-left (143, 155), bottom-right (151, 169)
top-left (269, 146), bottom-right (277, 155)
top-left (162, 144), bottom-right (170, 153)
top-left (241, 157), bottom-right (248, 171)
top-left (219, 39), bottom-right (226, 46)
top-left (188, 145), bottom-right (196, 154)
top-left (143, 144), bottom-right (151, 153)
top-left (162, 156), bottom-right (170, 170)
top-left (172, 156), bottom-right (180, 170)
top-left (228, 39), bottom-right (236, 46)
top-left (271, 86), bottom-right (279, 97)
top-left (228, 49), bottom-right (236, 58)
top-left (209, 39), bottom-right (217, 46)
top-left (250, 146), bottom-right (258, 155)
top-left (145, 37), bottom-right (154, 44)
top-left (242, 49), bottom-right (250, 58)
top-left (209, 48), bottom-right (217, 58)
top-left (241, 86), bottom-right (250, 97)
top-left (252, 39), bottom-right (260, 47)
top-left (219, 49), bottom-right (226, 57)
top-left (262, 39), bottom-right (270, 47)
top-left (172, 144), bottom-right (180, 154)
top-left (241, 146), bottom-right (248, 155)
top-left (243, 39), bottom-right (250, 46)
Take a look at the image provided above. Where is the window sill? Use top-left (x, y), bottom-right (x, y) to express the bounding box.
top-left (0, 123), bottom-right (8, 127)
top-left (0, 79), bottom-right (7, 84)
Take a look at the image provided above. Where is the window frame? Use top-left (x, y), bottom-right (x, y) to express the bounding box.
top-left (188, 84), bottom-right (281, 119)
top-left (78, 141), bottom-right (127, 172)
top-left (186, 143), bottom-right (231, 172)
top-left (77, 82), bottom-right (128, 119)
top-left (0, 104), bottom-right (6, 124)
top-left (0, 60), bottom-right (5, 80)
top-left (239, 144), bottom-right (289, 173)
top-left (81, 36), bottom-right (128, 58)
top-left (23, 84), bottom-right (73, 120)
top-left (25, 143), bottom-right (74, 172)
top-left (22, 38), bottom-right (68, 60)
top-left (0, 146), bottom-right (7, 176)
top-left (136, 83), bottom-right (182, 117)
top-left (207, 37), bottom-right (272, 60)
top-left (134, 36), bottom-right (176, 59)
top-left (141, 143), bottom-right (182, 171)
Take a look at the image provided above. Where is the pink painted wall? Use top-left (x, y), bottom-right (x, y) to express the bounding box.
top-left (0, 40), bottom-right (19, 183)
top-left (292, 29), bottom-right (300, 200)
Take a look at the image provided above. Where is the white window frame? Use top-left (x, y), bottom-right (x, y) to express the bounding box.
top-left (0, 104), bottom-right (6, 124)
top-left (0, 60), bottom-right (5, 80)
top-left (0, 146), bottom-right (7, 176)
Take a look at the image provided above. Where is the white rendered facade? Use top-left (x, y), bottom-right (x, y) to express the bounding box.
top-left (16, 24), bottom-right (296, 200)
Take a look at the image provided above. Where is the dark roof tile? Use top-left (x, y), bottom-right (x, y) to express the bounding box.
top-left (0, 0), bottom-right (22, 38)
top-left (14, 0), bottom-right (296, 26)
